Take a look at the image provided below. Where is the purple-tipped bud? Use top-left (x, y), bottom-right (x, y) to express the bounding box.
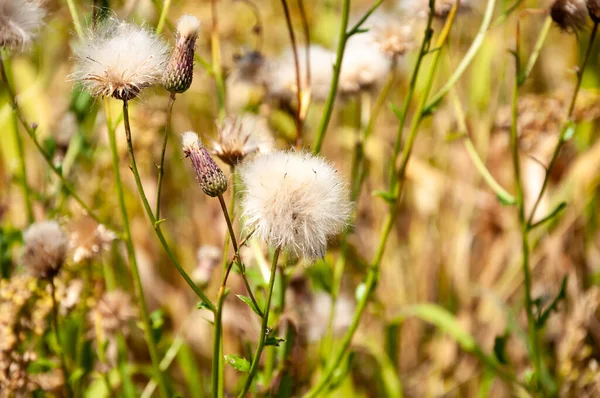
top-left (164, 15), bottom-right (200, 93)
top-left (182, 132), bottom-right (228, 197)
top-left (588, 0), bottom-right (600, 22)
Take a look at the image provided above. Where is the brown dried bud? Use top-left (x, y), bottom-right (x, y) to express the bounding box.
top-left (163, 15), bottom-right (200, 93)
top-left (551, 0), bottom-right (588, 32)
top-left (588, 0), bottom-right (600, 22)
top-left (21, 221), bottom-right (68, 280)
top-left (182, 132), bottom-right (228, 197)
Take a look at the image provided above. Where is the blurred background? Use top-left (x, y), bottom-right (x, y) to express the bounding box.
top-left (3, 0), bottom-right (600, 396)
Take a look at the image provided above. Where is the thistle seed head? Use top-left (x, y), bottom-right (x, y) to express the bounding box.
top-left (238, 151), bottom-right (352, 260)
top-left (0, 0), bottom-right (45, 51)
top-left (182, 131), bottom-right (228, 197)
top-left (212, 114), bottom-right (274, 166)
top-left (551, 0), bottom-right (588, 32)
top-left (71, 19), bottom-right (169, 101)
top-left (164, 15), bottom-right (201, 93)
top-left (21, 221), bottom-right (68, 280)
top-left (587, 0), bottom-right (600, 22)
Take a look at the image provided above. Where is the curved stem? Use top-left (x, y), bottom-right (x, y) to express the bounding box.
top-left (526, 22), bottom-right (599, 226)
top-left (304, 3), bottom-right (460, 397)
top-left (118, 100), bottom-right (216, 311)
top-left (11, 106), bottom-right (34, 223)
top-left (106, 98), bottom-right (169, 398)
top-left (65, 0), bottom-right (85, 39)
top-left (49, 278), bottom-right (72, 398)
top-left (0, 56), bottom-right (113, 231)
top-left (521, 15), bottom-right (551, 84)
top-left (424, 0), bottom-right (497, 114)
top-left (156, 92), bottom-right (176, 220)
top-left (238, 247), bottom-right (281, 397)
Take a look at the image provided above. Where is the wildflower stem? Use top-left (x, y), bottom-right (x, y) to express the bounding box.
top-left (521, 15), bottom-right (552, 85)
top-left (212, 259), bottom-right (235, 398)
top-left (65, 0), bottom-right (84, 39)
top-left (526, 22), bottom-right (599, 227)
top-left (304, 3), bottom-right (459, 396)
top-left (210, 0), bottom-right (227, 120)
top-left (105, 99), bottom-right (170, 398)
top-left (156, 92), bottom-right (176, 220)
top-left (156, 0), bottom-right (172, 34)
top-left (279, 0), bottom-right (303, 146)
top-left (117, 101), bottom-right (216, 312)
top-left (49, 278), bottom-right (73, 398)
top-left (218, 195), bottom-right (239, 253)
top-left (238, 247), bottom-right (281, 397)
top-left (0, 56), bottom-right (113, 231)
top-left (10, 103), bottom-right (34, 223)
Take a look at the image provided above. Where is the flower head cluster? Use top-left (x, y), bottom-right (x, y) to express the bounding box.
top-left (182, 132), bottom-right (228, 197)
top-left (164, 15), bottom-right (201, 93)
top-left (339, 37), bottom-right (391, 95)
top-left (88, 290), bottom-right (137, 338)
top-left (212, 114), bottom-right (274, 166)
top-left (21, 221), bottom-right (68, 280)
top-left (551, 0), bottom-right (588, 32)
top-left (72, 19), bottom-right (169, 101)
top-left (0, 0), bottom-right (45, 51)
top-left (239, 151), bottom-right (352, 260)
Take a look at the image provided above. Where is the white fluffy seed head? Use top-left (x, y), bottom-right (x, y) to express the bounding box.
top-left (71, 19), bottom-right (169, 101)
top-left (339, 37), bottom-right (391, 95)
top-left (176, 14), bottom-right (200, 39)
top-left (239, 151), bottom-right (352, 260)
top-left (181, 131), bottom-right (201, 153)
top-left (0, 0), bottom-right (46, 51)
top-left (21, 221), bottom-right (68, 280)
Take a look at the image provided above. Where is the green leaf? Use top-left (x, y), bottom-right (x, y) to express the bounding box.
top-left (389, 102), bottom-right (403, 121)
top-left (562, 121), bottom-right (576, 141)
top-left (224, 354), bottom-right (250, 372)
top-left (497, 193), bottom-right (516, 206)
top-left (536, 276), bottom-right (568, 328)
top-left (493, 333), bottom-right (509, 365)
top-left (196, 301), bottom-right (212, 310)
top-left (69, 368), bottom-right (86, 384)
top-left (265, 336), bottom-right (285, 347)
top-left (355, 283), bottom-right (367, 303)
top-left (373, 190), bottom-right (397, 204)
top-left (236, 294), bottom-right (262, 317)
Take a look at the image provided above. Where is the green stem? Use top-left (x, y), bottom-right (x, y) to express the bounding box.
top-left (520, 15), bottom-right (552, 85)
top-left (156, 92), bottom-right (176, 220)
top-left (105, 98), bottom-right (169, 398)
top-left (238, 247), bottom-right (281, 397)
top-left (116, 100), bottom-right (215, 311)
top-left (0, 55), bottom-right (113, 231)
top-left (11, 107), bottom-right (34, 223)
top-left (65, 0), bottom-right (85, 39)
top-left (49, 278), bottom-right (73, 398)
top-left (156, 0), bottom-right (172, 34)
top-left (526, 22), bottom-right (599, 226)
top-left (304, 3), bottom-right (459, 397)
top-left (210, 0), bottom-right (226, 121)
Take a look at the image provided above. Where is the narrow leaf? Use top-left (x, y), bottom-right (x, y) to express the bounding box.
top-left (236, 294), bottom-right (262, 317)
top-left (224, 354), bottom-right (250, 373)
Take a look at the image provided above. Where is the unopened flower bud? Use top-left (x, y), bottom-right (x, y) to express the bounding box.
top-left (164, 15), bottom-right (200, 93)
top-left (21, 221), bottom-right (68, 280)
top-left (588, 0), bottom-right (600, 22)
top-left (551, 0), bottom-right (587, 32)
top-left (182, 132), bottom-right (228, 197)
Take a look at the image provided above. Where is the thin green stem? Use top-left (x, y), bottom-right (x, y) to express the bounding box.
top-left (156, 0), bottom-right (172, 34)
top-left (279, 0), bottom-right (303, 146)
top-left (520, 15), bottom-right (552, 85)
top-left (424, 0), bottom-right (497, 114)
top-left (210, 0), bottom-right (226, 121)
top-left (156, 92), bottom-right (176, 220)
top-left (106, 98), bottom-right (169, 398)
top-left (526, 22), bottom-right (599, 226)
top-left (11, 107), bottom-right (34, 223)
top-left (49, 278), bottom-right (73, 398)
top-left (0, 56), bottom-right (113, 231)
top-left (116, 100), bottom-right (215, 311)
top-left (238, 247), bottom-right (281, 398)
top-left (311, 0), bottom-right (350, 154)
top-left (65, 0), bottom-right (85, 39)
top-left (304, 3), bottom-right (459, 397)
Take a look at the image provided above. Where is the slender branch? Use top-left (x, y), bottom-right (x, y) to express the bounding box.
top-left (0, 56), bottom-right (113, 230)
top-left (49, 278), bottom-right (72, 398)
top-left (218, 195), bottom-right (239, 253)
top-left (156, 92), bottom-right (176, 220)
top-left (238, 247), bottom-right (281, 397)
top-left (106, 98), bottom-right (169, 398)
top-left (279, 0), bottom-right (303, 146)
top-left (117, 100), bottom-right (216, 311)
top-left (526, 22), bottom-right (599, 226)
